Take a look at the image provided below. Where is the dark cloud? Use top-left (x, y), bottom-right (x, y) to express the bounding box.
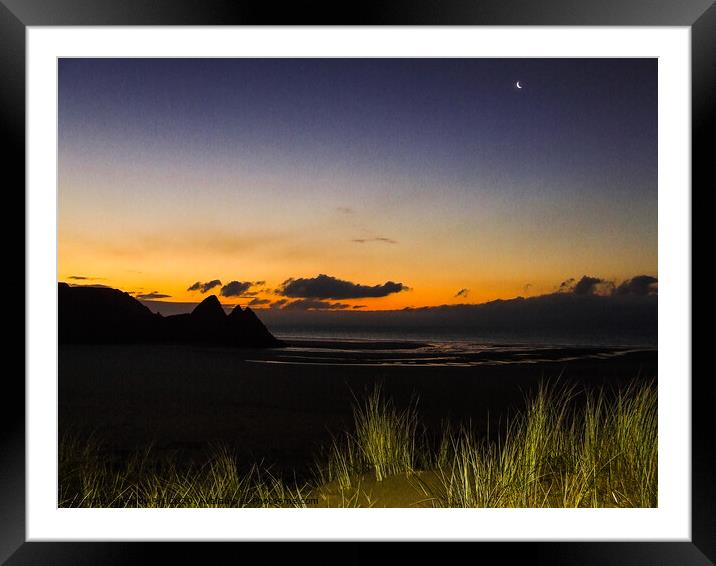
top-left (188, 280), bottom-right (222, 293)
top-left (523, 283), bottom-right (533, 295)
top-left (559, 276), bottom-right (614, 296)
top-left (136, 291), bottom-right (172, 300)
top-left (220, 281), bottom-right (253, 297)
top-left (68, 283), bottom-right (112, 289)
top-left (351, 237), bottom-right (397, 244)
top-left (278, 274), bottom-right (408, 300)
top-left (455, 288), bottom-right (470, 299)
top-left (558, 275), bottom-right (654, 297)
top-left (573, 276), bottom-right (607, 295)
top-left (352, 305), bottom-right (366, 309)
top-left (616, 275), bottom-right (658, 296)
top-left (248, 298), bottom-right (271, 306)
top-left (270, 299), bottom-right (289, 309)
top-left (68, 275), bottom-right (105, 281)
top-left (558, 278), bottom-right (575, 293)
top-left (186, 279), bottom-right (266, 297)
top-left (282, 299), bottom-right (352, 311)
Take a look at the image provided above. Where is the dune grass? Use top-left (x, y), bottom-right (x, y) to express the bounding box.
top-left (317, 385), bottom-right (420, 489)
top-left (418, 381), bottom-right (657, 507)
top-left (59, 438), bottom-right (312, 508)
top-left (59, 380), bottom-right (657, 508)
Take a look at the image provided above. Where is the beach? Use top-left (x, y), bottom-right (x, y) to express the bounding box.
top-left (59, 339), bottom-right (657, 478)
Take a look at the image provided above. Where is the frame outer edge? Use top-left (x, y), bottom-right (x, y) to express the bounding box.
top-left (0, 1), bottom-right (26, 565)
top-left (691, 1), bottom-right (716, 564)
top-left (5, 0), bottom-right (711, 563)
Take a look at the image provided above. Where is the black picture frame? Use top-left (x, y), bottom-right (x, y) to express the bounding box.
top-left (4, 1), bottom-right (709, 563)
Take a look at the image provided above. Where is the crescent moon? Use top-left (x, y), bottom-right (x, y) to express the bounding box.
top-left (516, 81), bottom-right (522, 89)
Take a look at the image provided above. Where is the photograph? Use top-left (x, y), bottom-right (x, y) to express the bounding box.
top-left (57, 57), bottom-right (658, 509)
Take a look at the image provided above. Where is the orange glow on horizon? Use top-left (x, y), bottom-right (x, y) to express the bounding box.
top-left (58, 214), bottom-right (657, 311)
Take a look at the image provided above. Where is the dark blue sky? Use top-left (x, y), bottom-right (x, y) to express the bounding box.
top-left (60, 58), bottom-right (656, 190)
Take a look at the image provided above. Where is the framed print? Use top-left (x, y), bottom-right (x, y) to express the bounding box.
top-left (4, 0), bottom-right (710, 563)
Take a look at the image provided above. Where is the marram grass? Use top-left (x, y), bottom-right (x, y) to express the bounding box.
top-left (59, 439), bottom-right (312, 508)
top-left (317, 385), bottom-right (420, 488)
top-left (59, 380), bottom-right (656, 508)
top-left (418, 381), bottom-right (657, 508)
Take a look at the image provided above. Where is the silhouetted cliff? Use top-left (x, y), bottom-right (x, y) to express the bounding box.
top-left (58, 283), bottom-right (282, 347)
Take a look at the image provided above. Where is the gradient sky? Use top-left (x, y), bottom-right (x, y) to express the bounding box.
top-left (58, 58), bottom-right (657, 310)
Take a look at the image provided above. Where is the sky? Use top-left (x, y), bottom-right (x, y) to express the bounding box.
top-left (58, 58), bottom-right (657, 311)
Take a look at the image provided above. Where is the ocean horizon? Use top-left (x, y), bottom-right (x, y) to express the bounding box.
top-left (269, 326), bottom-right (657, 349)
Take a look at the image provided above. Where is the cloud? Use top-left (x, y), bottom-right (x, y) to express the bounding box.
top-left (616, 275), bottom-right (658, 296)
top-left (278, 274), bottom-right (408, 300)
top-left (270, 299), bottom-right (289, 309)
top-left (559, 276), bottom-right (614, 296)
top-left (68, 275), bottom-right (105, 281)
top-left (248, 298), bottom-right (271, 307)
top-left (220, 281), bottom-right (254, 297)
top-left (336, 207), bottom-right (354, 214)
top-left (573, 276), bottom-right (608, 295)
top-left (558, 278), bottom-right (575, 293)
top-left (282, 299), bottom-right (352, 311)
top-left (187, 280), bottom-right (222, 293)
top-left (351, 237), bottom-right (397, 244)
top-left (454, 288), bottom-right (470, 299)
top-left (523, 283), bottom-right (533, 295)
top-left (558, 275), bottom-right (655, 297)
top-left (136, 291), bottom-right (172, 299)
top-left (186, 279), bottom-right (266, 297)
